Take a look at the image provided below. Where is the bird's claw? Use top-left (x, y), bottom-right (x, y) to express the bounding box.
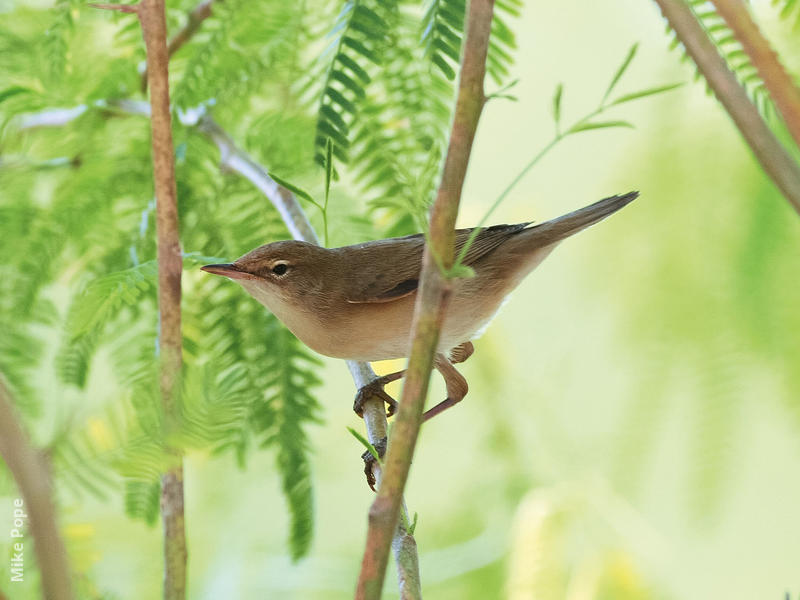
top-left (362, 436), bottom-right (387, 491)
top-left (353, 374), bottom-right (400, 418)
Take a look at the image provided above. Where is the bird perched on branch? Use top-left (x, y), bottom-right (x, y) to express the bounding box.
top-left (202, 191), bottom-right (638, 424)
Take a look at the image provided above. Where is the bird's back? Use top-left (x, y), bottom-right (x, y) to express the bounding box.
top-left (306, 192), bottom-right (639, 360)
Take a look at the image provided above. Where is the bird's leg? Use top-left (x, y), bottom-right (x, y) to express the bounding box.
top-left (353, 369), bottom-right (405, 418)
top-left (422, 353), bottom-right (469, 422)
top-left (361, 437), bottom-right (388, 492)
top-left (359, 347), bottom-right (472, 488)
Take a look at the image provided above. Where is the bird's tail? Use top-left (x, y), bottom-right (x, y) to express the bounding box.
top-left (522, 191), bottom-right (639, 247)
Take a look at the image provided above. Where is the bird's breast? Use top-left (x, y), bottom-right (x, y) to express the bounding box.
top-left (242, 277), bottom-right (512, 362)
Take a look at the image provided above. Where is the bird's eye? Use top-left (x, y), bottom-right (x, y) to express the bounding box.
top-left (271, 263), bottom-right (289, 276)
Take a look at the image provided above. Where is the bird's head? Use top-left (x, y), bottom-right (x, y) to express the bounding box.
top-left (201, 240), bottom-right (333, 309)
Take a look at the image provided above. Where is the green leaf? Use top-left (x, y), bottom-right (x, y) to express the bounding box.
top-left (182, 253), bottom-right (230, 267)
top-left (603, 43), bottom-right (638, 104)
top-left (66, 261), bottom-right (158, 338)
top-left (124, 480), bottom-right (161, 526)
top-left (567, 120), bottom-right (635, 134)
top-left (335, 53), bottom-right (371, 84)
top-left (347, 427), bottom-right (380, 462)
top-left (552, 83), bottom-right (563, 125)
top-left (331, 70), bottom-right (366, 98)
top-left (447, 263), bottom-right (476, 279)
top-left (0, 86), bottom-right (30, 105)
top-left (324, 138), bottom-right (334, 196)
top-left (609, 83), bottom-right (683, 106)
top-left (267, 171), bottom-right (320, 209)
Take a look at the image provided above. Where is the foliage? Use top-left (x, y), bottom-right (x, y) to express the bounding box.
top-left (422, 0), bottom-right (521, 85)
top-left (0, 0), bottom-right (333, 569)
top-left (312, 0), bottom-right (399, 166)
top-left (666, 0), bottom-right (773, 116)
top-left (452, 43), bottom-right (681, 271)
top-left (773, 0), bottom-right (800, 30)
top-left (313, 0), bottom-right (524, 235)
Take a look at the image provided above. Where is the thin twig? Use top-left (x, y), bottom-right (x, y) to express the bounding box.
top-left (709, 0), bottom-right (800, 149)
top-left (141, 0), bottom-right (220, 91)
top-left (355, 1), bottom-right (495, 598)
top-left (90, 3), bottom-right (139, 13)
top-left (126, 0), bottom-right (188, 597)
top-left (653, 0), bottom-right (800, 215)
top-left (0, 377), bottom-right (72, 600)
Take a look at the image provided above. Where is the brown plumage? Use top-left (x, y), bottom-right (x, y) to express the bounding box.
top-left (202, 191), bottom-right (638, 421)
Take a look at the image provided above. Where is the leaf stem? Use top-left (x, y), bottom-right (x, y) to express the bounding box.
top-left (455, 102), bottom-right (617, 266)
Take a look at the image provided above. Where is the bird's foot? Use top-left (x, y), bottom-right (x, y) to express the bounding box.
top-left (353, 371), bottom-right (404, 418)
top-left (362, 436), bottom-right (387, 491)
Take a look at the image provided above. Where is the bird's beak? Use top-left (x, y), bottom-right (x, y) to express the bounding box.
top-left (200, 263), bottom-right (254, 280)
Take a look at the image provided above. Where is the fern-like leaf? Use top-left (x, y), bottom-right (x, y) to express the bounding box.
top-left (422, 0), bottom-right (521, 84)
top-left (261, 321), bottom-right (322, 560)
top-left (773, 0), bottom-right (800, 30)
top-left (313, 1), bottom-right (398, 166)
top-left (65, 261), bottom-right (158, 339)
top-left (124, 479), bottom-right (161, 526)
top-left (667, 1), bottom-right (773, 116)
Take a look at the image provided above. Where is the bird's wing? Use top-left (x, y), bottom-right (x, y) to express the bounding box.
top-left (455, 222), bottom-right (531, 266)
top-left (345, 223), bottom-right (529, 304)
top-left (344, 235), bottom-right (424, 304)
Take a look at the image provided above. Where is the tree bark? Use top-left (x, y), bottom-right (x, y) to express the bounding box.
top-left (97, 0), bottom-right (189, 597)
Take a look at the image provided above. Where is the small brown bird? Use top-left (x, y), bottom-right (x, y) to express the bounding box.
top-left (202, 191), bottom-right (638, 422)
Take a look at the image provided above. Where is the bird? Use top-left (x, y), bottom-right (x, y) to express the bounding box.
top-left (202, 191), bottom-right (638, 424)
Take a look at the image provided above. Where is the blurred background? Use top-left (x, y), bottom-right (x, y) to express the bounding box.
top-left (1, 0), bottom-right (800, 598)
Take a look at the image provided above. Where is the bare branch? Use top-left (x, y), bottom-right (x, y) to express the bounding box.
top-left (355, 1), bottom-right (496, 598)
top-left (89, 3), bottom-right (139, 13)
top-left (653, 0), bottom-right (800, 215)
top-left (0, 377), bottom-right (72, 600)
top-left (141, 0), bottom-right (221, 91)
top-left (131, 0), bottom-right (187, 597)
top-left (710, 0), bottom-right (800, 149)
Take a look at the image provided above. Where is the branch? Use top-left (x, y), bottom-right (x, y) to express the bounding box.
top-left (130, 0), bottom-right (187, 597)
top-left (0, 377), bottom-right (72, 600)
top-left (709, 0), bottom-right (800, 149)
top-left (355, 1), bottom-right (495, 598)
top-left (653, 0), bottom-right (800, 215)
top-left (140, 0), bottom-right (220, 91)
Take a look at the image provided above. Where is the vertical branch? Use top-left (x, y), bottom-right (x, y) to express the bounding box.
top-left (95, 0), bottom-right (189, 597)
top-left (652, 0), bottom-right (800, 215)
top-left (355, 1), bottom-right (495, 598)
top-left (709, 0), bottom-right (800, 149)
top-left (140, 0), bottom-right (220, 91)
top-left (0, 378), bottom-right (72, 600)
